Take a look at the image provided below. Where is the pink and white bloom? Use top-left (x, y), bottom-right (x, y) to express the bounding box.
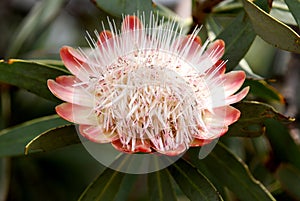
top-left (48, 15), bottom-right (249, 156)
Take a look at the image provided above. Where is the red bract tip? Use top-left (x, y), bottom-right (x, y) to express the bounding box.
top-left (121, 15), bottom-right (143, 31)
top-left (97, 30), bottom-right (113, 46)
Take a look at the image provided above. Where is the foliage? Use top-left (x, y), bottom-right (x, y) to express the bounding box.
top-left (0, 0), bottom-right (299, 200)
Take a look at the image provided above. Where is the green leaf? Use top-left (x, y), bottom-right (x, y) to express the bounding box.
top-left (284, 0), bottom-right (300, 27)
top-left (264, 119), bottom-right (300, 170)
top-left (114, 174), bottom-right (138, 201)
top-left (93, 0), bottom-right (155, 17)
top-left (92, 0), bottom-right (190, 34)
top-left (92, 0), bottom-right (179, 20)
top-left (7, 0), bottom-right (67, 57)
top-left (78, 167), bottom-right (126, 201)
top-left (148, 169), bottom-right (177, 201)
top-left (185, 143), bottom-right (276, 201)
top-left (25, 125), bottom-right (79, 155)
top-left (242, 0), bottom-right (300, 53)
top-left (236, 59), bottom-right (263, 79)
top-left (253, 0), bottom-right (271, 12)
top-left (276, 164), bottom-right (300, 200)
top-left (271, 1), bottom-right (298, 25)
top-left (0, 115), bottom-right (69, 157)
top-left (243, 79), bottom-right (285, 103)
top-left (217, 11), bottom-right (256, 71)
top-left (168, 158), bottom-right (222, 201)
top-left (0, 59), bottom-right (69, 102)
top-left (227, 101), bottom-right (293, 137)
top-left (30, 59), bottom-right (66, 69)
top-left (212, 2), bottom-right (243, 14)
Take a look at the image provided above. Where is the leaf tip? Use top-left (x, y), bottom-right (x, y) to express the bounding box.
top-left (24, 146), bottom-right (29, 155)
top-left (7, 59), bottom-right (16, 64)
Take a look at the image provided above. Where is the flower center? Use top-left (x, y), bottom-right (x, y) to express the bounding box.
top-left (92, 50), bottom-right (210, 151)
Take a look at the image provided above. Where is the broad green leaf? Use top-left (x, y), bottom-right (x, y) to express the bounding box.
top-left (0, 59), bottom-right (69, 102)
top-left (25, 125), bottom-right (79, 155)
top-left (185, 143), bottom-right (276, 201)
top-left (0, 115), bottom-right (69, 157)
top-left (78, 166), bottom-right (127, 201)
top-left (284, 0), bottom-right (300, 26)
top-left (243, 79), bottom-right (285, 103)
top-left (168, 159), bottom-right (222, 201)
top-left (264, 119), bottom-right (300, 170)
top-left (148, 169), bottom-right (177, 201)
top-left (276, 164), bottom-right (300, 200)
top-left (217, 12), bottom-right (256, 71)
top-left (7, 0), bottom-right (67, 57)
top-left (227, 101), bottom-right (293, 137)
top-left (242, 0), bottom-right (300, 53)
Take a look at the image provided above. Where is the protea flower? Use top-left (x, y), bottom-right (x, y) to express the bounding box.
top-left (48, 14), bottom-right (249, 156)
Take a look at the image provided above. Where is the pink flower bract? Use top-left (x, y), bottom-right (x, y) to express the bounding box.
top-left (48, 15), bottom-right (249, 156)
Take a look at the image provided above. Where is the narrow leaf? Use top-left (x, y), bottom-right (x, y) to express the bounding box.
top-left (0, 115), bottom-right (69, 157)
top-left (243, 0), bottom-right (300, 53)
top-left (253, 0), bottom-right (271, 12)
top-left (185, 143), bottom-right (276, 201)
top-left (93, 0), bottom-right (154, 17)
top-left (78, 160), bottom-right (129, 201)
top-left (271, 2), bottom-right (298, 25)
top-left (25, 125), bottom-right (79, 155)
top-left (168, 159), bottom-right (222, 201)
top-left (30, 59), bottom-right (66, 69)
top-left (148, 169), bottom-right (177, 201)
top-left (7, 0), bottom-right (67, 57)
top-left (236, 59), bottom-right (263, 79)
top-left (93, 0), bottom-right (178, 20)
top-left (284, 0), bottom-right (300, 27)
top-left (276, 164), bottom-right (300, 200)
top-left (227, 101), bottom-right (293, 137)
top-left (114, 174), bottom-right (138, 201)
top-left (264, 119), bottom-right (300, 170)
top-left (243, 79), bottom-right (285, 103)
top-left (0, 59), bottom-right (68, 102)
top-left (92, 0), bottom-right (190, 33)
top-left (217, 11), bottom-right (256, 71)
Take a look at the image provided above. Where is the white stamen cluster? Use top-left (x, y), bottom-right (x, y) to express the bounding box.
top-left (76, 16), bottom-right (225, 152)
